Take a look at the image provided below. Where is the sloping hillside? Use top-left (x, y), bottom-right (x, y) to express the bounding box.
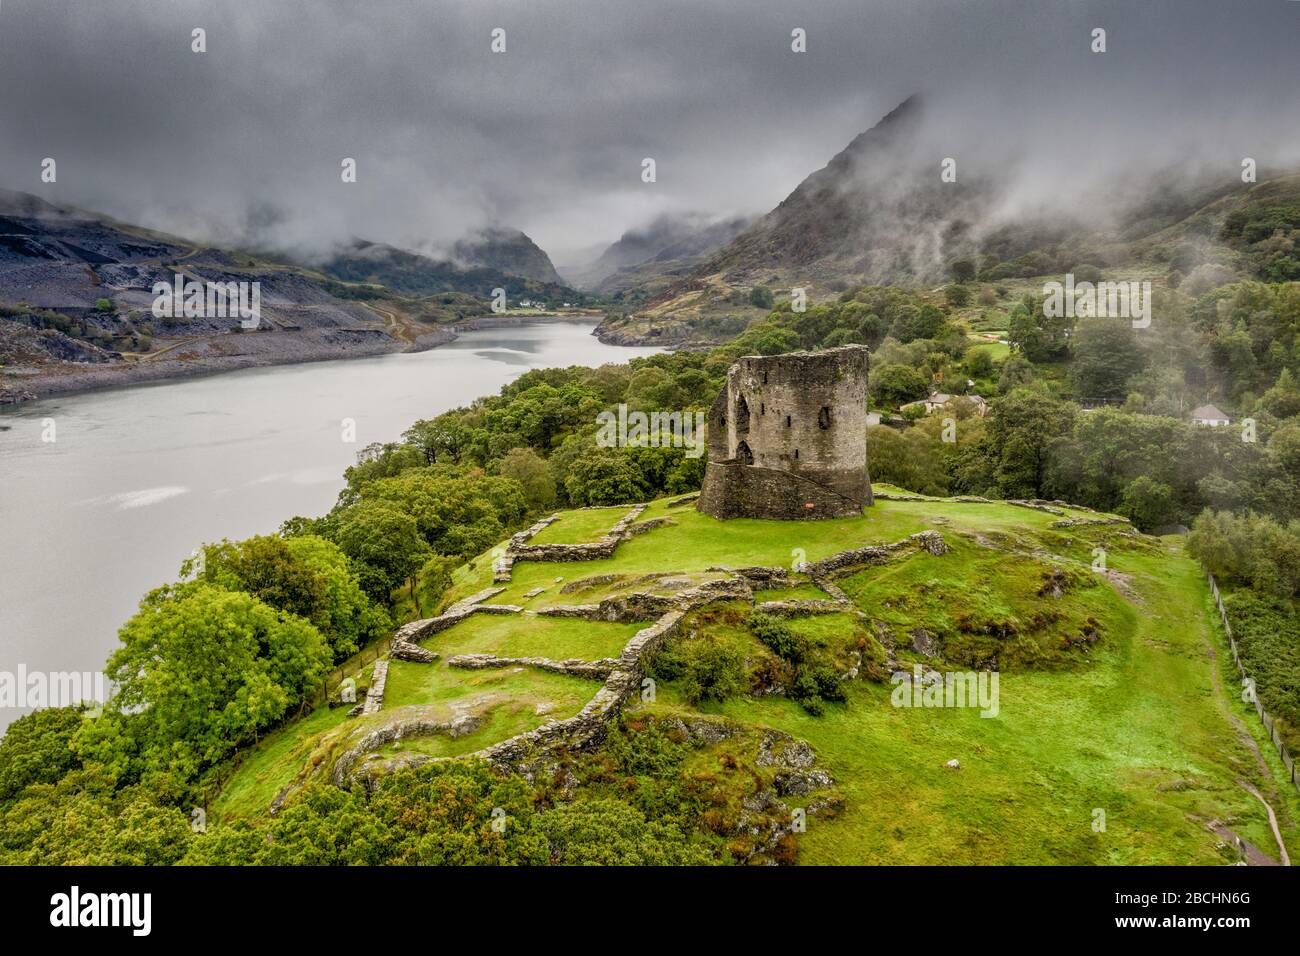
top-left (596, 96), bottom-right (1300, 347)
top-left (452, 227), bottom-right (565, 285)
top-left (566, 213), bottom-right (755, 295)
top-left (210, 491), bottom-right (1300, 865)
top-left (0, 191), bottom-right (589, 402)
top-left (0, 192), bottom-right (432, 401)
top-left (318, 238), bottom-right (578, 301)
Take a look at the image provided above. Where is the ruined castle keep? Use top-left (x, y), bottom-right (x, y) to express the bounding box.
top-left (696, 345), bottom-right (873, 520)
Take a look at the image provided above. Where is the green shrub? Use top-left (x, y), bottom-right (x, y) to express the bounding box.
top-left (747, 613), bottom-right (845, 713)
top-left (654, 637), bottom-right (748, 704)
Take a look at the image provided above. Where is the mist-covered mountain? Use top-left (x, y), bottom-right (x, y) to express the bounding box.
top-left (451, 227), bottom-right (564, 285)
top-left (317, 238), bottom-right (578, 301)
top-left (595, 95), bottom-right (1300, 345)
top-left (690, 95), bottom-right (993, 287)
top-left (565, 213), bottom-right (755, 292)
top-left (0, 191), bottom-right (488, 402)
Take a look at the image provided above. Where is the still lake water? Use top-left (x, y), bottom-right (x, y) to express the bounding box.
top-left (0, 322), bottom-right (661, 728)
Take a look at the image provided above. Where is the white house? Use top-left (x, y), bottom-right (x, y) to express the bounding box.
top-left (1190, 404), bottom-right (1231, 427)
top-left (900, 393), bottom-right (989, 418)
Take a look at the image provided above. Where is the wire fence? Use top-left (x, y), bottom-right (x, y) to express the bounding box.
top-left (308, 640), bottom-right (387, 710)
top-left (1207, 572), bottom-right (1300, 797)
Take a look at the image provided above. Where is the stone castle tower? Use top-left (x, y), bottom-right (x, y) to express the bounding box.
top-left (696, 345), bottom-right (873, 520)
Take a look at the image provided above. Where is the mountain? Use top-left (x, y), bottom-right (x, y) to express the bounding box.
top-left (692, 96), bottom-right (974, 286)
top-left (0, 192), bottom-right (480, 403)
top-left (452, 227), bottom-right (563, 284)
top-left (593, 96), bottom-right (996, 344)
top-left (318, 238), bottom-right (578, 302)
top-left (595, 94), bottom-right (1300, 345)
top-left (565, 213), bottom-right (755, 292)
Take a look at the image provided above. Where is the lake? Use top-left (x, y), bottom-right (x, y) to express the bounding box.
top-left (0, 321), bottom-right (662, 729)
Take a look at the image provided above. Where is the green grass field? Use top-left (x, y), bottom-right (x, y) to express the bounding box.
top-left (647, 542), bottom-right (1299, 864)
top-left (411, 612), bottom-right (642, 662)
top-left (210, 491), bottom-right (1300, 864)
top-left (528, 506), bottom-right (630, 544)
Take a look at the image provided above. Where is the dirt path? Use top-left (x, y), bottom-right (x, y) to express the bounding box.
top-left (1202, 817), bottom-right (1280, 866)
top-left (364, 302), bottom-right (418, 345)
top-left (1239, 779), bottom-right (1291, 866)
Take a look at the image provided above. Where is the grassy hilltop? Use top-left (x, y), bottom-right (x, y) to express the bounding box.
top-left (211, 489), bottom-right (1300, 865)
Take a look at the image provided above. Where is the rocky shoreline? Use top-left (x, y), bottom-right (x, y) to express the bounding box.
top-left (591, 314), bottom-right (715, 351)
top-left (0, 331), bottom-right (414, 406)
top-left (0, 313), bottom-right (612, 407)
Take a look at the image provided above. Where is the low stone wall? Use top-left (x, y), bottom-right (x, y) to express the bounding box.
top-left (494, 514), bottom-right (560, 582)
top-left (498, 504), bottom-right (649, 572)
top-left (559, 573), bottom-right (626, 594)
top-left (805, 530), bottom-right (947, 576)
top-left (1049, 516), bottom-right (1131, 529)
top-left (706, 565), bottom-right (790, 588)
top-left (873, 492), bottom-right (1001, 505)
top-left (337, 529), bottom-right (947, 785)
top-left (872, 491), bottom-right (1126, 523)
top-left (445, 654), bottom-right (616, 679)
top-left (389, 586), bottom-right (507, 662)
top-left (754, 599), bottom-right (847, 616)
top-left (361, 660), bottom-right (388, 715)
top-left (1006, 499), bottom-right (1066, 516)
top-left (471, 609), bottom-right (685, 771)
top-left (510, 540), bottom-right (621, 562)
top-left (340, 581), bottom-right (748, 785)
top-left (811, 577), bottom-right (852, 604)
top-left (538, 577), bottom-right (751, 624)
top-left (625, 516), bottom-right (674, 537)
top-left (474, 603), bottom-right (525, 615)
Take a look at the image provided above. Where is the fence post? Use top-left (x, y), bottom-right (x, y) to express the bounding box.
top-left (1206, 572), bottom-right (1300, 797)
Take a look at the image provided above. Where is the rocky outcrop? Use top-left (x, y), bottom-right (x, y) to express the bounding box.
top-left (909, 626), bottom-right (940, 657)
top-left (332, 712), bottom-right (484, 786)
top-left (707, 565), bottom-right (789, 587)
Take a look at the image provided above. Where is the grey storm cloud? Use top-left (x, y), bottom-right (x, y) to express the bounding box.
top-left (0, 0), bottom-right (1297, 263)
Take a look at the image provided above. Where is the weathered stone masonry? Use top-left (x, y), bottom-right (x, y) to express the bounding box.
top-left (697, 346), bottom-right (873, 520)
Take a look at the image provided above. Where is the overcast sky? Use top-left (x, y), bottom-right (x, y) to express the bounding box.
top-left (1, 0), bottom-right (1297, 264)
